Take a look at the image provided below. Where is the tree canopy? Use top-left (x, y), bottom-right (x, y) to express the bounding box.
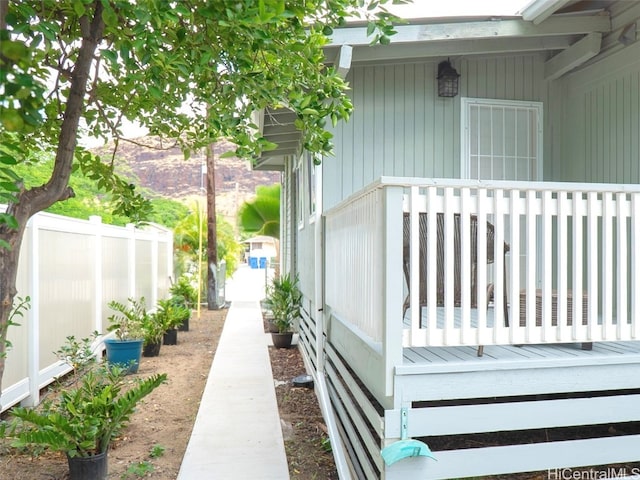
top-left (0, 0), bottom-right (405, 397)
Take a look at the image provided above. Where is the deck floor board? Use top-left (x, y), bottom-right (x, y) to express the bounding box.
top-left (400, 341), bottom-right (640, 375)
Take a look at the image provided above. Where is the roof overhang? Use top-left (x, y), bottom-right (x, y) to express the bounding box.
top-left (252, 106), bottom-right (299, 171)
top-left (253, 45), bottom-right (353, 171)
top-left (254, 2), bottom-right (621, 168)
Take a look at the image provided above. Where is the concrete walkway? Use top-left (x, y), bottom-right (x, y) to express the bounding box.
top-left (177, 265), bottom-right (289, 479)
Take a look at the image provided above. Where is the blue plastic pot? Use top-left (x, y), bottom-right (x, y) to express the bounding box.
top-left (104, 339), bottom-right (143, 374)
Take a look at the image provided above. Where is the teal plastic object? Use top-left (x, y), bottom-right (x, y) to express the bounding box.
top-left (381, 408), bottom-right (437, 466)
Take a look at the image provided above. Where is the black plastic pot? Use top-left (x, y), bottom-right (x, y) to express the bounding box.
top-left (143, 341), bottom-right (161, 357)
top-left (163, 329), bottom-right (178, 345)
top-left (67, 452), bottom-right (107, 480)
top-left (178, 316), bottom-right (189, 332)
top-left (271, 332), bottom-right (293, 348)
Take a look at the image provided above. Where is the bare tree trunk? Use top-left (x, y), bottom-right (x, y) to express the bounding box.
top-left (0, 4), bottom-right (104, 401)
top-left (206, 143), bottom-right (219, 310)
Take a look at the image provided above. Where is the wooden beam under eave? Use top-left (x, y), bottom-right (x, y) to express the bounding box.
top-left (335, 44), bottom-right (352, 79)
top-left (544, 32), bottom-right (602, 80)
top-left (328, 15), bottom-right (610, 47)
top-left (346, 36), bottom-right (575, 64)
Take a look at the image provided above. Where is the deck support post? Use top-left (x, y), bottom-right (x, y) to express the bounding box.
top-left (383, 186), bottom-right (405, 398)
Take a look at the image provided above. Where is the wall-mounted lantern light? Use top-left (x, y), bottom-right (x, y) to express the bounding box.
top-left (437, 59), bottom-right (460, 97)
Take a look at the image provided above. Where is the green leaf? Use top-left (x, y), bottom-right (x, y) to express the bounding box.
top-left (101, 49), bottom-right (118, 64)
top-left (0, 154), bottom-right (17, 166)
top-left (219, 150), bottom-right (237, 159)
top-left (0, 213), bottom-right (19, 229)
top-left (102, 6), bottom-right (119, 28)
top-left (72, 0), bottom-right (86, 17)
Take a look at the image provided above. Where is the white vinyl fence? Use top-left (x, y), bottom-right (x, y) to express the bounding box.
top-left (1, 212), bottom-right (173, 412)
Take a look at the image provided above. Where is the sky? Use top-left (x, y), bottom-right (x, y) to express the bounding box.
top-left (386, 0), bottom-right (531, 18)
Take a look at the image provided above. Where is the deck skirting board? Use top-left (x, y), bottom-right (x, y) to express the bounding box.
top-left (384, 435), bottom-right (640, 480)
top-left (385, 394), bottom-right (640, 437)
top-left (395, 362), bottom-right (640, 401)
top-left (326, 380), bottom-right (381, 480)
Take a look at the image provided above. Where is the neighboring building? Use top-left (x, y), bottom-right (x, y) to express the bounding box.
top-left (254, 2), bottom-right (640, 478)
top-left (242, 235), bottom-right (277, 265)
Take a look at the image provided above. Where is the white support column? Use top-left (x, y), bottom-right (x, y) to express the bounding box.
top-left (383, 186), bottom-right (404, 398)
top-left (315, 161), bottom-right (324, 375)
top-left (151, 228), bottom-right (159, 307)
top-left (632, 193), bottom-right (640, 339)
top-left (23, 215), bottom-right (40, 407)
top-left (167, 229), bottom-right (175, 288)
top-left (127, 223), bottom-right (136, 299)
top-left (90, 216), bottom-right (103, 336)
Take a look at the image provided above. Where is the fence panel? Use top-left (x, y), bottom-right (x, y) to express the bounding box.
top-left (0, 213), bottom-right (173, 412)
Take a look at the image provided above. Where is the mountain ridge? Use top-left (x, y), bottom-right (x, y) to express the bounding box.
top-left (92, 136), bottom-right (279, 224)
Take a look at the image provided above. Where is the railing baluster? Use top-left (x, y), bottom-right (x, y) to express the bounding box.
top-left (572, 192), bottom-right (584, 342)
top-left (587, 192), bottom-right (599, 342)
top-left (557, 191), bottom-right (569, 341)
top-left (616, 192), bottom-right (628, 339)
top-left (541, 190), bottom-right (553, 343)
top-left (476, 188), bottom-right (488, 347)
top-left (444, 187), bottom-right (455, 345)
top-left (525, 189), bottom-right (537, 344)
top-left (509, 189), bottom-right (521, 344)
top-left (493, 188), bottom-right (506, 344)
top-left (410, 186), bottom-right (420, 343)
top-left (460, 188), bottom-right (472, 345)
top-left (602, 192), bottom-right (615, 339)
top-left (426, 187), bottom-right (438, 346)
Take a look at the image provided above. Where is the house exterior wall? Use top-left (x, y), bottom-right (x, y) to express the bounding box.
top-left (323, 53), bottom-right (548, 210)
top-left (281, 159), bottom-right (293, 275)
top-left (552, 41), bottom-right (640, 184)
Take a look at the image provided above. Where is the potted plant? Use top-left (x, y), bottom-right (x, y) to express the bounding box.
top-left (171, 294), bottom-right (193, 332)
top-left (142, 311), bottom-right (165, 357)
top-left (104, 297), bottom-right (147, 373)
top-left (267, 273), bottom-right (302, 348)
top-left (7, 366), bottom-right (166, 480)
top-left (169, 276), bottom-right (196, 331)
top-left (155, 297), bottom-right (190, 346)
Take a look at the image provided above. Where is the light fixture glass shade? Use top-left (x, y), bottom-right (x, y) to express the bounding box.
top-left (437, 60), bottom-right (460, 97)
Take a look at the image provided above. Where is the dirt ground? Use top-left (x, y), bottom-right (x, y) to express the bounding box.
top-left (4, 307), bottom-right (635, 480)
top-left (0, 307), bottom-right (337, 480)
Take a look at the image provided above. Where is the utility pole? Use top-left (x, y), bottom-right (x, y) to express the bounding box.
top-left (205, 142), bottom-right (219, 309)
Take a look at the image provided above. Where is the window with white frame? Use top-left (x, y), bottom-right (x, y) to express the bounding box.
top-left (461, 98), bottom-right (542, 182)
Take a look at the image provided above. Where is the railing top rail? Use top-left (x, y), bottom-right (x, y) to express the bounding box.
top-left (324, 177), bottom-right (640, 217)
top-left (376, 176), bottom-right (640, 194)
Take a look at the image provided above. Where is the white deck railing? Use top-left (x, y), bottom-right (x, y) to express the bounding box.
top-left (324, 177), bottom-right (640, 350)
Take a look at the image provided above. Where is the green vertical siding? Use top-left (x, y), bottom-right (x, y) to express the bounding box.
top-left (324, 54), bottom-right (547, 210)
top-left (557, 42), bottom-right (640, 184)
